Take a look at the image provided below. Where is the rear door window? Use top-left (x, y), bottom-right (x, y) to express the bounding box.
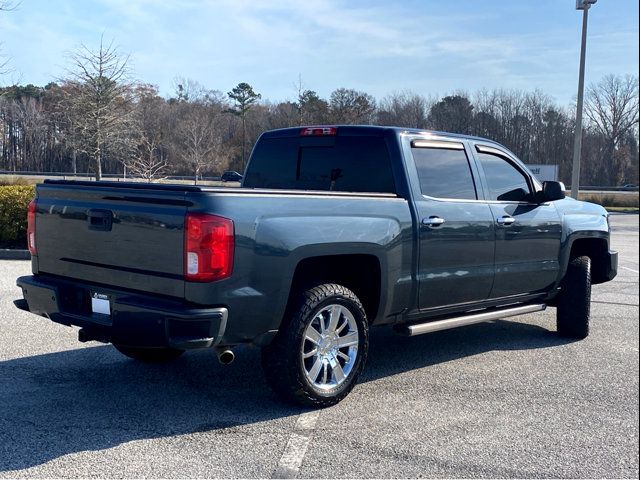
top-left (244, 135), bottom-right (396, 193)
top-left (411, 143), bottom-right (477, 200)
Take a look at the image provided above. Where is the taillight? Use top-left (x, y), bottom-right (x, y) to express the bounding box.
top-left (184, 213), bottom-right (234, 282)
top-left (27, 199), bottom-right (36, 255)
top-left (300, 126), bottom-right (337, 136)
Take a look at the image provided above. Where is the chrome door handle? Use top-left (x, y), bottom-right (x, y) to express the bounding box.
top-left (422, 216), bottom-right (445, 227)
top-left (496, 216), bottom-right (516, 226)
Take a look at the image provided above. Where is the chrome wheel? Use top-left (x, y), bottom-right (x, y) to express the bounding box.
top-left (262, 283), bottom-right (369, 407)
top-left (302, 304), bottom-right (359, 390)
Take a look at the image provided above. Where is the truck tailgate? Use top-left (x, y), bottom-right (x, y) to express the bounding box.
top-left (34, 182), bottom-right (189, 298)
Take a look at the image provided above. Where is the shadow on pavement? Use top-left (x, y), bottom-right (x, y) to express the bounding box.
top-left (0, 319), bottom-right (570, 472)
top-left (363, 319), bottom-right (571, 383)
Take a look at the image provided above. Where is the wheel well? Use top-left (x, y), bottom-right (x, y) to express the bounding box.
top-left (570, 238), bottom-right (609, 284)
top-left (286, 254), bottom-right (381, 322)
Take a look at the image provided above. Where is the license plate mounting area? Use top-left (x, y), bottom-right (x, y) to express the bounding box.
top-left (91, 292), bottom-right (111, 316)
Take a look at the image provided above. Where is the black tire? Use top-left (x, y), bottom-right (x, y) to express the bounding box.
top-left (557, 255), bottom-right (591, 339)
top-left (261, 283), bottom-right (369, 408)
top-left (113, 344), bottom-right (185, 363)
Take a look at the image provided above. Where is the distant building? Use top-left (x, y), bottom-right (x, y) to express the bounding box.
top-left (526, 164), bottom-right (559, 182)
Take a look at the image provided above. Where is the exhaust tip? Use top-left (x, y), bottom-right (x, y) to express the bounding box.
top-left (217, 349), bottom-right (235, 365)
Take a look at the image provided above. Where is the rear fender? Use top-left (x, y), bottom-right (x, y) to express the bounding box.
top-left (254, 215), bottom-right (402, 329)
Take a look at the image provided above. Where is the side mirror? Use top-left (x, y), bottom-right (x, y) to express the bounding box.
top-left (497, 188), bottom-right (529, 202)
top-left (541, 181), bottom-right (566, 202)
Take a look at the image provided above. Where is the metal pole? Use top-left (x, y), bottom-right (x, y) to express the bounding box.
top-left (570, 6), bottom-right (590, 199)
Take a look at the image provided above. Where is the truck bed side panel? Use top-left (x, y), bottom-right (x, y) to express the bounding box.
top-left (183, 192), bottom-right (414, 343)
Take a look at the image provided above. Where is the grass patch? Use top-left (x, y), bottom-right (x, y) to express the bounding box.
top-left (581, 192), bottom-right (639, 208)
top-left (0, 176), bottom-right (36, 186)
top-left (603, 206), bottom-right (639, 213)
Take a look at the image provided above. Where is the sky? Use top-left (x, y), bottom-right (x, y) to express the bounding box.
top-left (0, 0), bottom-right (638, 107)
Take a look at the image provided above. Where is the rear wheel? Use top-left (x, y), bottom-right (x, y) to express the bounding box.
top-left (113, 344), bottom-right (185, 363)
top-left (557, 256), bottom-right (591, 339)
top-left (261, 283), bottom-right (369, 407)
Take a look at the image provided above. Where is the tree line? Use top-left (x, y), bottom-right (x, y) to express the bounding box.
top-left (0, 40), bottom-right (638, 185)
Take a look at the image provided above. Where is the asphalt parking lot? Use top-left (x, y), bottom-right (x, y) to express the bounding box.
top-left (0, 215), bottom-right (638, 478)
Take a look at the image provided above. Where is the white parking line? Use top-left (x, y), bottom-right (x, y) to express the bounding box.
top-left (621, 266), bottom-right (639, 274)
top-left (272, 410), bottom-right (320, 479)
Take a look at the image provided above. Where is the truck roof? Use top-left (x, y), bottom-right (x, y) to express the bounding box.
top-left (261, 125), bottom-right (506, 148)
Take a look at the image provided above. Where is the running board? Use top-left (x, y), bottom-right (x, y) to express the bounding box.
top-left (398, 304), bottom-right (547, 336)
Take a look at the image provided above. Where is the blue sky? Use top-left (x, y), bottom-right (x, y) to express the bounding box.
top-left (0, 0), bottom-right (638, 106)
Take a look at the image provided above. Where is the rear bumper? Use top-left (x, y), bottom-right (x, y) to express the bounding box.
top-left (15, 275), bottom-right (228, 350)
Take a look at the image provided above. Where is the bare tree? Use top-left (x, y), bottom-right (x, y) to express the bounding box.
top-left (172, 77), bottom-right (223, 105)
top-left (0, 1), bottom-right (19, 76)
top-left (125, 134), bottom-right (168, 182)
top-left (47, 81), bottom-right (84, 174)
top-left (178, 104), bottom-right (230, 184)
top-left (377, 91), bottom-right (431, 128)
top-left (293, 74), bottom-right (305, 125)
top-left (15, 96), bottom-right (47, 169)
top-left (0, 1), bottom-right (19, 10)
top-left (585, 75), bottom-right (639, 146)
top-left (329, 88), bottom-right (376, 124)
top-left (0, 49), bottom-right (9, 77)
top-left (265, 101), bottom-right (298, 129)
top-left (64, 38), bottom-right (133, 180)
top-left (585, 74), bottom-right (639, 185)
top-left (123, 84), bottom-right (170, 182)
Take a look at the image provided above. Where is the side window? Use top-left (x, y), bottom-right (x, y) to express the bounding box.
top-left (411, 144), bottom-right (477, 200)
top-left (476, 152), bottom-right (531, 202)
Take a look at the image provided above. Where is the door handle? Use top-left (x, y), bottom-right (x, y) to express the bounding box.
top-left (496, 216), bottom-right (516, 226)
top-left (422, 216), bottom-right (445, 227)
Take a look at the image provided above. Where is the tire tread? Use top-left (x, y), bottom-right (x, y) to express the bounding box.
top-left (262, 283), bottom-right (369, 408)
top-left (557, 255), bottom-right (591, 339)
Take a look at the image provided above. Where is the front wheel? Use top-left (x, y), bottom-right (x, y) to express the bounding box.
top-left (113, 344), bottom-right (185, 363)
top-left (557, 256), bottom-right (592, 339)
top-left (261, 283), bottom-right (369, 407)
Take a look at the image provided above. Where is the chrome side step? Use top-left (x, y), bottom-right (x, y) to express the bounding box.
top-left (399, 304), bottom-right (547, 336)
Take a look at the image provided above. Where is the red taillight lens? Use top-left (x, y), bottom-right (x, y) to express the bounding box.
top-left (27, 199), bottom-right (36, 255)
top-left (184, 213), bottom-right (234, 282)
top-left (300, 126), bottom-right (337, 136)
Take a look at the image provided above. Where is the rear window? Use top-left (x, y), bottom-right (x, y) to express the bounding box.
top-left (412, 146), bottom-right (477, 200)
top-left (243, 135), bottom-right (396, 193)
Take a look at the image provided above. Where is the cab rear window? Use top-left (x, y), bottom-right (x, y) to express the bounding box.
top-left (243, 136), bottom-right (396, 193)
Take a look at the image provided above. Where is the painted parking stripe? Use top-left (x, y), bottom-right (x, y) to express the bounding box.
top-left (272, 410), bottom-right (320, 479)
top-left (621, 266), bottom-right (639, 274)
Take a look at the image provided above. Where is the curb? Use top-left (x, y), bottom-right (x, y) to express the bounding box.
top-left (0, 249), bottom-right (30, 260)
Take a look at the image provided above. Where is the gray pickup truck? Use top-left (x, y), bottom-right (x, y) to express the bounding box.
top-left (15, 125), bottom-right (618, 407)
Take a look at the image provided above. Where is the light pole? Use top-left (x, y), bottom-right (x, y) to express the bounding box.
top-left (570, 0), bottom-right (597, 199)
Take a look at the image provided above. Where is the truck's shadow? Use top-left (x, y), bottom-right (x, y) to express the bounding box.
top-left (0, 319), bottom-right (570, 472)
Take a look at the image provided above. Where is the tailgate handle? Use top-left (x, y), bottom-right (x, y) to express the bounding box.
top-left (87, 209), bottom-right (113, 231)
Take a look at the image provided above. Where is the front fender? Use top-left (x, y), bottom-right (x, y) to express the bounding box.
top-left (555, 198), bottom-right (610, 284)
